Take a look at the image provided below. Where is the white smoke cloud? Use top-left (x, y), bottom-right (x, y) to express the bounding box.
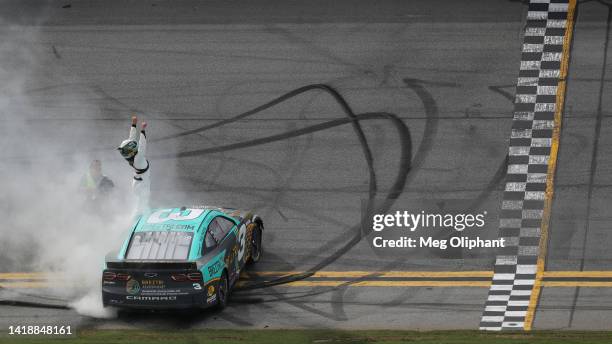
top-left (0, 19), bottom-right (135, 318)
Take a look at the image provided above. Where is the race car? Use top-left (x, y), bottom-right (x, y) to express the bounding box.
top-left (102, 206), bottom-right (263, 310)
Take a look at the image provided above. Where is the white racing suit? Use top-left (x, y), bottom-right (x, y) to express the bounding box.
top-left (118, 121), bottom-right (150, 214)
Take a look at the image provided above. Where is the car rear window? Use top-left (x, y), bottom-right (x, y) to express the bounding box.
top-left (126, 231), bottom-right (193, 260)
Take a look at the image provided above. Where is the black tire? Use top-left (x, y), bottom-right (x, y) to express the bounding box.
top-left (249, 226), bottom-right (263, 264)
top-left (216, 271), bottom-right (229, 310)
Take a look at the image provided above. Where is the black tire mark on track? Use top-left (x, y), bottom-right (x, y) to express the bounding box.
top-left (166, 120), bottom-right (231, 194)
top-left (207, 77), bottom-right (502, 319)
top-left (331, 153), bottom-right (509, 310)
top-left (488, 84), bottom-right (516, 103)
top-left (259, 115), bottom-right (409, 288)
top-left (154, 82), bottom-right (379, 211)
top-left (207, 76), bottom-right (368, 233)
top-left (401, 78), bottom-right (439, 186)
top-left (263, 25), bottom-right (368, 75)
top-left (329, 77), bottom-right (442, 319)
top-left (239, 251), bottom-right (351, 321)
top-left (252, 248), bottom-right (350, 321)
top-left (215, 312), bottom-right (255, 327)
top-left (161, 111), bottom-right (410, 291)
top-left (257, 91), bottom-right (319, 227)
top-left (184, 179), bottom-right (355, 230)
top-left (371, 79), bottom-right (512, 309)
top-left (0, 300), bottom-right (69, 310)
top-left (154, 84), bottom-right (384, 296)
top-left (230, 79), bottom-right (440, 280)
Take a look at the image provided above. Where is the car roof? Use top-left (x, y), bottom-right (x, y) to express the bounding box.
top-left (134, 207), bottom-right (215, 233)
top-left (133, 206), bottom-right (248, 233)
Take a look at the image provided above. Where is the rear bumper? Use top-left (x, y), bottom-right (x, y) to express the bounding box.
top-left (102, 288), bottom-right (218, 309)
top-left (101, 267), bottom-right (219, 310)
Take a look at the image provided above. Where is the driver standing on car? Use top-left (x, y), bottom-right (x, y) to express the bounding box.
top-left (118, 115), bottom-right (150, 214)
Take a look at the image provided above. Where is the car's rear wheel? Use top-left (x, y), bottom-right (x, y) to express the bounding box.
top-left (249, 226), bottom-right (263, 264)
top-left (216, 272), bottom-right (229, 310)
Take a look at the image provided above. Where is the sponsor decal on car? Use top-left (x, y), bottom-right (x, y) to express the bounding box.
top-left (142, 223), bottom-right (196, 231)
top-left (226, 244), bottom-right (239, 270)
top-left (206, 294), bottom-right (217, 304)
top-left (126, 295), bottom-right (178, 301)
top-left (126, 279), bottom-right (141, 295)
top-left (141, 279), bottom-right (165, 289)
top-left (207, 285), bottom-right (215, 297)
top-left (207, 260), bottom-right (223, 276)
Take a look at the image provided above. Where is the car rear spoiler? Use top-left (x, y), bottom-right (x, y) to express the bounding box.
top-left (106, 260), bottom-right (197, 270)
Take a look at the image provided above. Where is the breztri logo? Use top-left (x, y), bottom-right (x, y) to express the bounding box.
top-left (126, 295), bottom-right (177, 301)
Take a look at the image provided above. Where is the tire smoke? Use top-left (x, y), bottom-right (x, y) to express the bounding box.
top-left (0, 21), bottom-right (134, 318)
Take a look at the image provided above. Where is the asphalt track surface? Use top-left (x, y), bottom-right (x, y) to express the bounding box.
top-left (0, 0), bottom-right (610, 331)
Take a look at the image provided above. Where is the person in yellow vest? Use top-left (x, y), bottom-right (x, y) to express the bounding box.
top-left (80, 159), bottom-right (114, 201)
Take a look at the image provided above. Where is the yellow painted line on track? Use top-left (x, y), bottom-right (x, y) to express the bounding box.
top-left (238, 280), bottom-right (493, 288)
top-left (524, 0), bottom-right (577, 332)
top-left (0, 282), bottom-right (55, 289)
top-left (287, 281), bottom-right (492, 288)
top-left (243, 271), bottom-right (494, 278)
top-left (7, 279), bottom-right (612, 289)
top-left (0, 273), bottom-right (48, 280)
top-left (543, 271), bottom-right (612, 278)
top-left (6, 270), bottom-right (612, 279)
top-left (4, 275), bottom-right (612, 289)
top-left (542, 281), bottom-right (612, 288)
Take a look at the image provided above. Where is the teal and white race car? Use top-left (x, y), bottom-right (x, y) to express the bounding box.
top-left (102, 206), bottom-right (263, 310)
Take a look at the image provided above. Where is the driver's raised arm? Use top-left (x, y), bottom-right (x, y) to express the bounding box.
top-left (118, 116), bottom-right (150, 215)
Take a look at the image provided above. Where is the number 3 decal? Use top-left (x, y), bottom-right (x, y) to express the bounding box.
top-left (147, 208), bottom-right (204, 224)
top-left (237, 223), bottom-right (247, 261)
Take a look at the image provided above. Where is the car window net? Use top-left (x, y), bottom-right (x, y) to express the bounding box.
top-left (205, 232), bottom-right (217, 250)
